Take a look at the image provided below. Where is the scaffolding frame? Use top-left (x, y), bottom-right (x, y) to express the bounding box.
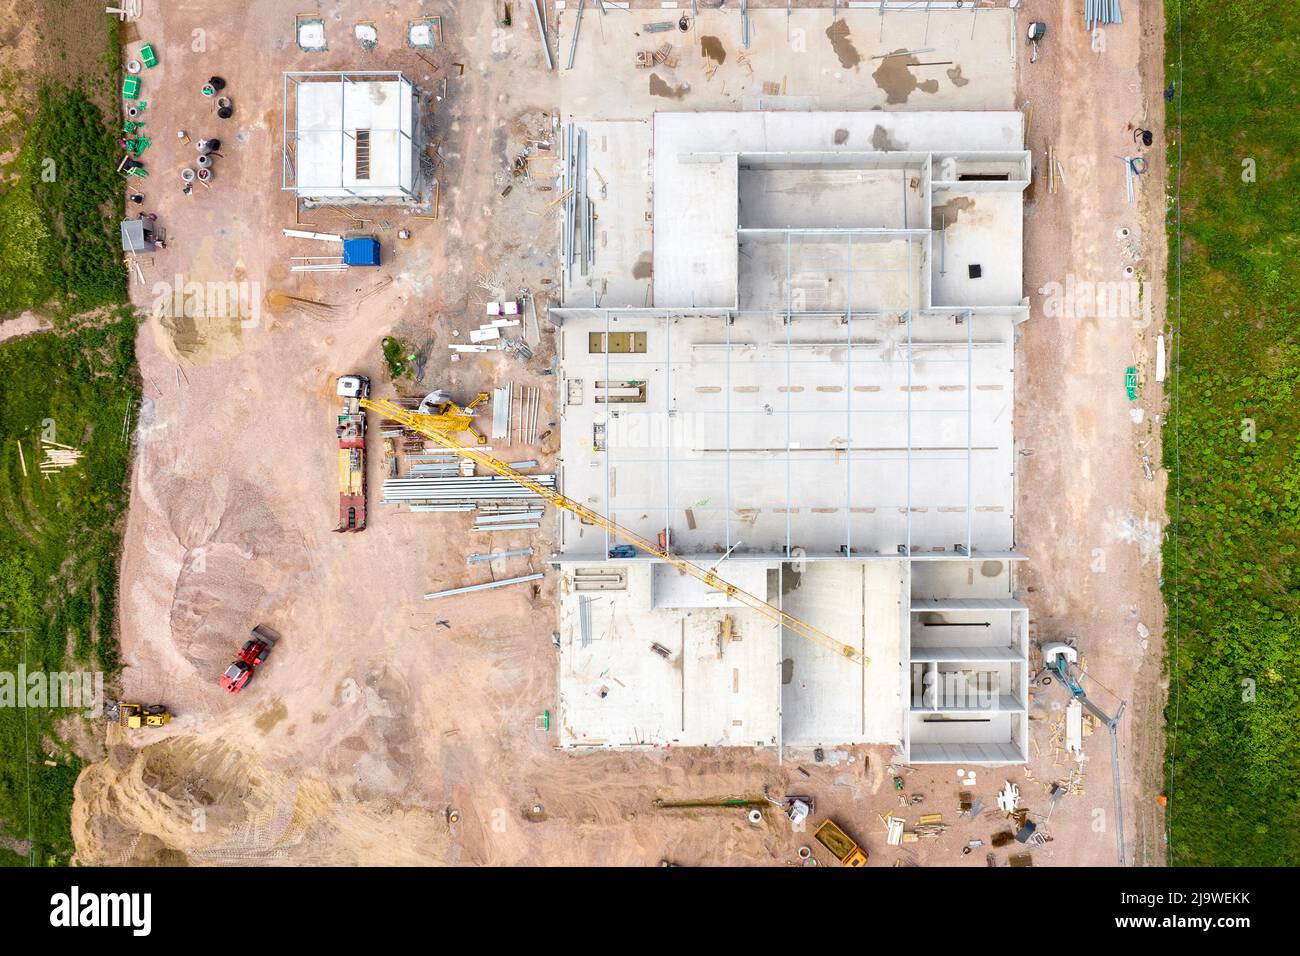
top-left (281, 71), bottom-right (418, 199)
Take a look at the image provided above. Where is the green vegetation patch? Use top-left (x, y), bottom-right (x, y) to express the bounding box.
top-left (382, 335), bottom-right (416, 381)
top-left (1164, 0), bottom-right (1300, 865)
top-left (0, 85), bottom-right (125, 314)
top-left (0, 309), bottom-right (139, 865)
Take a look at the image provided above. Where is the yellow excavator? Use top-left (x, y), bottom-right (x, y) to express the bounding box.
top-left (361, 397), bottom-right (867, 666)
top-left (118, 703), bottom-right (171, 729)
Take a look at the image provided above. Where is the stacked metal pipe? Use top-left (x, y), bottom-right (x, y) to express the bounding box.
top-left (1084, 0), bottom-right (1122, 27)
top-left (381, 474), bottom-right (555, 509)
top-left (561, 123), bottom-right (593, 286)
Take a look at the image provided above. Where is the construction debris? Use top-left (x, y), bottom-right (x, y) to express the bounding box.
top-left (1084, 0), bottom-right (1123, 28)
top-left (997, 781), bottom-right (1021, 813)
top-left (39, 439), bottom-right (85, 475)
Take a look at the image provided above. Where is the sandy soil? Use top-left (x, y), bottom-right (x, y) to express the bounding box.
top-left (71, 1), bottom-right (1169, 867)
top-left (0, 0), bottom-right (117, 174)
top-left (0, 313), bottom-right (52, 343)
top-left (1015, 0), bottom-right (1169, 866)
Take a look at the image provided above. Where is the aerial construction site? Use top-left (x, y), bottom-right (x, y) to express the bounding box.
top-left (2, 0), bottom-right (1177, 871)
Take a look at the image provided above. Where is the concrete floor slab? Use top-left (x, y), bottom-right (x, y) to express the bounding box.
top-left (780, 561), bottom-right (907, 746)
top-left (931, 188), bottom-right (1025, 307)
top-left (563, 120), bottom-right (655, 307)
top-left (556, 310), bottom-right (1015, 558)
top-left (737, 234), bottom-right (924, 312)
top-left (556, 8), bottom-right (1018, 117)
top-left (739, 165), bottom-right (927, 230)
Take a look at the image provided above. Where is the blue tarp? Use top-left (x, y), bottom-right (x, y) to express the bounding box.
top-left (342, 237), bottom-right (381, 266)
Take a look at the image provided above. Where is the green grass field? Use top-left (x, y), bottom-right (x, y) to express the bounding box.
top-left (0, 310), bottom-right (138, 865)
top-left (1164, 0), bottom-right (1300, 865)
top-left (0, 58), bottom-right (134, 862)
top-left (0, 86), bottom-right (125, 314)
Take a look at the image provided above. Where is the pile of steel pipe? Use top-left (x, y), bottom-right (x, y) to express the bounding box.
top-left (381, 475), bottom-right (555, 505)
top-left (561, 123), bottom-right (594, 286)
top-left (471, 500), bottom-right (544, 532)
top-left (1084, 0), bottom-right (1122, 27)
top-left (409, 462), bottom-right (463, 478)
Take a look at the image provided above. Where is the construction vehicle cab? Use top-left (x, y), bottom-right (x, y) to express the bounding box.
top-left (1039, 641), bottom-right (1125, 729)
top-left (337, 375), bottom-right (370, 400)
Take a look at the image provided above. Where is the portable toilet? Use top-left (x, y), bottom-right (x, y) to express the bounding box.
top-left (342, 236), bottom-right (381, 267)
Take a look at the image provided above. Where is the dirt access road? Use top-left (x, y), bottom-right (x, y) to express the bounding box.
top-left (72, 1), bottom-right (1167, 867)
top-left (1015, 0), bottom-right (1169, 866)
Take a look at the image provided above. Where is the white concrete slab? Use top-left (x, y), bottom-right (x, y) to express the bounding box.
top-left (556, 563), bottom-right (780, 748)
top-left (557, 8), bottom-right (1018, 116)
top-left (555, 310), bottom-right (1016, 557)
top-left (293, 77), bottom-right (414, 197)
top-left (780, 561), bottom-right (906, 746)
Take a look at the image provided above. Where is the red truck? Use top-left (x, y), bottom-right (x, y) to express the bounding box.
top-left (335, 374), bottom-right (369, 532)
top-left (219, 626), bottom-right (276, 694)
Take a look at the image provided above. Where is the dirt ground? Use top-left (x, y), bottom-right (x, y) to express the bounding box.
top-left (0, 0), bottom-right (116, 171)
top-left (71, 1), bottom-right (1168, 867)
top-left (1014, 0), bottom-right (1169, 867)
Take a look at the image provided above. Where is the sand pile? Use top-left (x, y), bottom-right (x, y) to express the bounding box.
top-left (72, 734), bottom-right (452, 866)
top-left (139, 472), bottom-right (309, 674)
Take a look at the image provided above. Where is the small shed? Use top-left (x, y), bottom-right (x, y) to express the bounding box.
top-left (120, 219), bottom-right (154, 253)
top-left (342, 236), bottom-right (381, 266)
top-left (282, 71), bottom-right (419, 201)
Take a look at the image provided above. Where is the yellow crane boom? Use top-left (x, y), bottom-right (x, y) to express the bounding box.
top-left (361, 397), bottom-right (868, 667)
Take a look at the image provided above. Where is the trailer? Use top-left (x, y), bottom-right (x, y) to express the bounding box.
top-left (813, 819), bottom-right (869, 867)
top-left (336, 375), bottom-right (369, 532)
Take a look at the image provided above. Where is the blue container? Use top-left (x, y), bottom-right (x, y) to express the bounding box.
top-left (342, 237), bottom-right (381, 267)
